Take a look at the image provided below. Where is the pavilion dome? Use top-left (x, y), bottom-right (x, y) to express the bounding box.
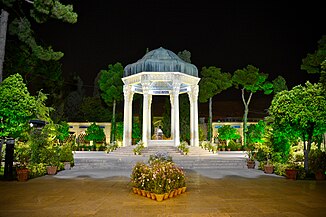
top-left (124, 47), bottom-right (198, 77)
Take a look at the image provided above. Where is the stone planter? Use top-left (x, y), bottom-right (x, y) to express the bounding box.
top-left (46, 166), bottom-right (57, 175)
top-left (64, 162), bottom-right (71, 170)
top-left (264, 165), bottom-right (274, 174)
top-left (315, 171), bottom-right (325, 181)
top-left (247, 160), bottom-right (255, 169)
top-left (16, 168), bottom-right (29, 182)
top-left (285, 169), bottom-right (297, 180)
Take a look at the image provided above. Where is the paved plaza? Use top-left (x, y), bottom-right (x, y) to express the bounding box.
top-left (0, 167), bottom-right (326, 217)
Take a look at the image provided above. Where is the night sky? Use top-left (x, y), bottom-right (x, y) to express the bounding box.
top-left (36, 1), bottom-right (324, 115)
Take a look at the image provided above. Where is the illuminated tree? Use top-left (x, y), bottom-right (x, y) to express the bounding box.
top-left (232, 65), bottom-right (273, 147)
top-left (217, 125), bottom-right (240, 146)
top-left (85, 123), bottom-right (105, 143)
top-left (0, 72), bottom-right (52, 141)
top-left (98, 63), bottom-right (124, 142)
top-left (269, 82), bottom-right (326, 172)
top-left (199, 66), bottom-right (232, 141)
top-left (0, 0), bottom-right (77, 82)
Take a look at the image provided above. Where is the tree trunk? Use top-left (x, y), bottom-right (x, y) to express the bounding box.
top-left (208, 97), bottom-right (212, 142)
top-left (0, 9), bottom-right (9, 83)
top-left (111, 99), bottom-right (116, 143)
top-left (241, 89), bottom-right (252, 147)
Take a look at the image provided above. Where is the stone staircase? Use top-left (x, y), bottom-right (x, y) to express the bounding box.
top-left (73, 147), bottom-right (248, 170)
top-left (141, 145), bottom-right (182, 157)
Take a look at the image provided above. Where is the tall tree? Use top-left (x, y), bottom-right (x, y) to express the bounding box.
top-left (232, 65), bottom-right (273, 147)
top-left (269, 82), bottom-right (326, 172)
top-left (64, 76), bottom-right (84, 121)
top-left (272, 75), bottom-right (288, 94)
top-left (199, 66), bottom-right (232, 141)
top-left (301, 35), bottom-right (326, 74)
top-left (98, 63), bottom-right (124, 143)
top-left (0, 0), bottom-right (77, 82)
top-left (177, 50), bottom-right (191, 63)
top-left (301, 35), bottom-right (326, 89)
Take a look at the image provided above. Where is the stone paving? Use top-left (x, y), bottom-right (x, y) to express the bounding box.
top-left (0, 167), bottom-right (326, 217)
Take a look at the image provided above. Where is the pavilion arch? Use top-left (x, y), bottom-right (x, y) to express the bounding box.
top-left (122, 47), bottom-right (200, 147)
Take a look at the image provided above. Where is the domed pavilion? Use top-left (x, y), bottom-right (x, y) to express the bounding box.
top-left (122, 47), bottom-right (200, 147)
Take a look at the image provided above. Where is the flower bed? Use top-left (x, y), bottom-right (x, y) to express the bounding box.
top-left (130, 152), bottom-right (186, 202)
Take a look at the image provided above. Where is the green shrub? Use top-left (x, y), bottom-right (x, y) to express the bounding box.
top-left (133, 140), bottom-right (144, 155)
top-left (178, 141), bottom-right (190, 155)
top-left (27, 163), bottom-right (47, 178)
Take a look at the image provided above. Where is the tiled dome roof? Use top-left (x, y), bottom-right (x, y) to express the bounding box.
top-left (124, 47), bottom-right (198, 77)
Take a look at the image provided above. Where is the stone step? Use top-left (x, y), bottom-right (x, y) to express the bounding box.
top-left (73, 155), bottom-right (247, 170)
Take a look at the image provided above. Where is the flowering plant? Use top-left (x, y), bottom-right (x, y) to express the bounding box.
top-left (131, 154), bottom-right (186, 194)
top-left (148, 151), bottom-right (172, 165)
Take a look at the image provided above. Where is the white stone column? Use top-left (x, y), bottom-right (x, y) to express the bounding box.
top-left (142, 82), bottom-right (150, 147)
top-left (188, 85), bottom-right (199, 147)
top-left (170, 94), bottom-right (174, 140)
top-left (123, 85), bottom-right (133, 147)
top-left (172, 80), bottom-right (180, 147)
top-left (188, 90), bottom-right (194, 147)
top-left (193, 85), bottom-right (199, 147)
top-left (148, 95), bottom-right (152, 141)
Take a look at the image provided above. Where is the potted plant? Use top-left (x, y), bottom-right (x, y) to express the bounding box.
top-left (308, 149), bottom-right (326, 180)
top-left (264, 159), bottom-right (274, 174)
top-left (14, 141), bottom-right (31, 181)
top-left (43, 145), bottom-right (60, 175)
top-left (245, 145), bottom-right (256, 169)
top-left (59, 143), bottom-right (74, 170)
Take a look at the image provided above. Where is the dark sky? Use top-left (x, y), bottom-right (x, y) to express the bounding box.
top-left (37, 0), bottom-right (324, 97)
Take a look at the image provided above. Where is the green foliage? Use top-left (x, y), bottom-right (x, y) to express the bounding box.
top-left (269, 82), bottom-right (326, 141)
top-left (301, 35), bottom-right (326, 74)
top-left (80, 97), bottom-right (111, 122)
top-left (308, 149), bottom-right (326, 173)
top-left (269, 82), bottom-right (326, 171)
top-left (232, 65), bottom-right (273, 147)
top-left (247, 121), bottom-right (266, 145)
top-left (177, 50), bottom-right (191, 63)
top-left (0, 74), bottom-right (36, 138)
top-left (199, 66), bottom-right (232, 103)
top-left (199, 66), bottom-right (232, 141)
top-left (180, 94), bottom-right (190, 142)
top-left (98, 63), bottom-right (124, 105)
top-left (162, 98), bottom-right (171, 138)
top-left (64, 76), bottom-right (84, 121)
top-left (27, 163), bottom-right (47, 178)
top-left (272, 75), bottom-right (288, 94)
top-left (14, 141), bottom-right (31, 168)
top-left (4, 0), bottom-right (77, 61)
top-left (217, 125), bottom-right (241, 143)
top-left (99, 62), bottom-right (124, 142)
top-left (133, 140), bottom-right (144, 155)
top-left (4, 41), bottom-right (64, 100)
top-left (232, 65), bottom-right (273, 94)
top-left (132, 121), bottom-right (141, 142)
top-left (178, 141), bottom-right (190, 155)
top-left (105, 142), bottom-right (119, 153)
top-left (115, 122), bottom-right (124, 141)
top-left (40, 144), bottom-right (60, 166)
top-left (59, 143), bottom-right (73, 163)
top-left (84, 123), bottom-right (105, 143)
top-left (56, 121), bottom-right (70, 142)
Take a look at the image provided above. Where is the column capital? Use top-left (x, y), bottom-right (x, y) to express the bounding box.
top-left (123, 85), bottom-right (132, 96)
top-left (188, 85), bottom-right (199, 102)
